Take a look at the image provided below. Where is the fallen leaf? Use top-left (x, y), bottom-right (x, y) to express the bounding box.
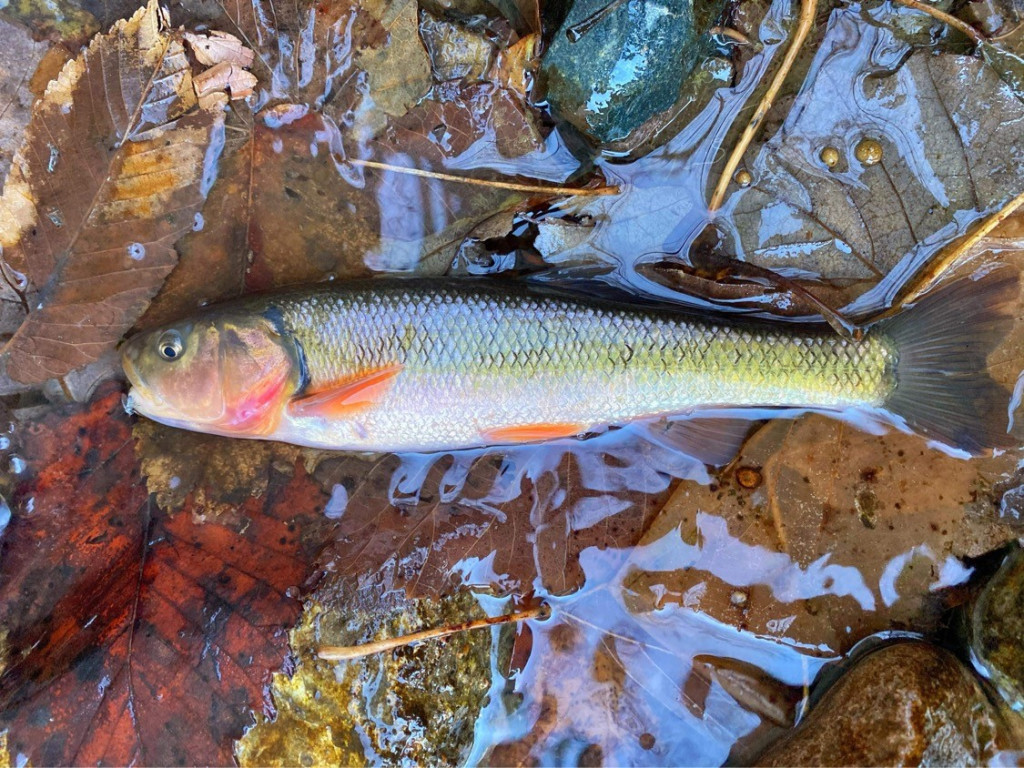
top-left (193, 61), bottom-right (258, 101)
top-left (0, 0), bottom-right (234, 383)
top-left (483, 585), bottom-right (821, 766)
top-left (0, 19), bottom-right (49, 184)
top-left (307, 430), bottom-right (700, 599)
top-left (184, 29), bottom-right (255, 67)
top-left (621, 415), bottom-right (1021, 656)
top-left (0, 390), bottom-right (336, 765)
top-left (729, 10), bottom-right (1024, 312)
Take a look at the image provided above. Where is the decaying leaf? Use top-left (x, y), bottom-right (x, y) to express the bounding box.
top-left (183, 30), bottom-right (255, 67)
top-left (132, 416), bottom-right (304, 516)
top-left (729, 10), bottom-right (1024, 311)
top-left (0, 0), bottom-right (254, 383)
top-left (622, 415), bottom-right (1021, 656)
top-left (0, 390), bottom-right (336, 765)
top-left (307, 430), bottom-right (698, 599)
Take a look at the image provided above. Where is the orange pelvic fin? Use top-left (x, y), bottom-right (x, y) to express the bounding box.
top-left (288, 365), bottom-right (403, 419)
top-left (483, 422), bottom-right (587, 444)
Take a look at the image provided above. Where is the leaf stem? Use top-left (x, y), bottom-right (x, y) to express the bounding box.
top-left (347, 159), bottom-right (619, 197)
top-left (888, 0), bottom-right (984, 43)
top-left (707, 0), bottom-right (817, 212)
top-left (318, 603), bottom-right (550, 661)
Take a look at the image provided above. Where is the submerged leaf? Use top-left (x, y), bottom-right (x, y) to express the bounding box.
top-left (0, 391), bottom-right (335, 765)
top-left (0, 0), bottom-right (240, 383)
top-left (728, 11), bottom-right (1024, 310)
top-left (307, 431), bottom-right (699, 599)
top-left (236, 579), bottom-right (493, 766)
top-left (622, 415), bottom-right (1021, 656)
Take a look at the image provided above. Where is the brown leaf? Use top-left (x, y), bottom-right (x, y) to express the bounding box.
top-left (0, 0), bottom-right (227, 383)
top-left (0, 390), bottom-right (335, 764)
top-left (194, 60), bottom-right (257, 104)
top-left (306, 432), bottom-right (689, 599)
top-left (622, 415), bottom-right (1022, 656)
top-left (183, 30), bottom-right (255, 67)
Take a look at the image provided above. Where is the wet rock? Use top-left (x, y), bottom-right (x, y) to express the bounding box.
top-left (539, 0), bottom-right (722, 147)
top-left (973, 547), bottom-right (1024, 709)
top-left (235, 579), bottom-right (493, 767)
top-left (756, 642), bottom-right (1006, 766)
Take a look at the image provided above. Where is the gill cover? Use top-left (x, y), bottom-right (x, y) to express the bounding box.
top-left (121, 311), bottom-right (302, 436)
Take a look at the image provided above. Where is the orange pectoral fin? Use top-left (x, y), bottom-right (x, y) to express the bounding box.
top-left (483, 422), bottom-right (587, 444)
top-left (288, 365), bottom-right (403, 419)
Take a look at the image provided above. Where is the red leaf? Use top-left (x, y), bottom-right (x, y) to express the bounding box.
top-left (0, 391), bottom-right (333, 764)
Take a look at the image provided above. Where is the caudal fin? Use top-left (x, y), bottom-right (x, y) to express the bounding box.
top-left (881, 267), bottom-right (1018, 455)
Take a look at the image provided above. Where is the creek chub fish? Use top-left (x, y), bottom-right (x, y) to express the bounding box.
top-left (121, 271), bottom-right (1016, 456)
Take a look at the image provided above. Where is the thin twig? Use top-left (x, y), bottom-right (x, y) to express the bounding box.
top-left (888, 0), bottom-right (984, 43)
top-left (708, 0), bottom-right (817, 212)
top-left (873, 189), bottom-right (1024, 319)
top-left (348, 159), bottom-right (619, 197)
top-left (318, 603), bottom-right (550, 661)
top-left (710, 26), bottom-right (753, 45)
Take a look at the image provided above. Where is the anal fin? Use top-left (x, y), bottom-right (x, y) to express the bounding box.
top-left (288, 365), bottom-right (403, 419)
top-left (639, 416), bottom-right (757, 466)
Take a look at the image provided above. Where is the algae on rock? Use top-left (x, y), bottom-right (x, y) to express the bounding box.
top-left (235, 579), bottom-right (494, 766)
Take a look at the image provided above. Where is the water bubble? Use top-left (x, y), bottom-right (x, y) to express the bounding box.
top-left (9, 455), bottom-right (26, 474)
top-left (126, 242), bottom-right (146, 260)
top-left (285, 586), bottom-right (300, 599)
top-left (169, 476), bottom-right (181, 490)
top-left (0, 435), bottom-right (10, 450)
top-left (192, 212), bottom-right (205, 232)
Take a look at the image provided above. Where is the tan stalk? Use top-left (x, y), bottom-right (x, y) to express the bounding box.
top-left (348, 159), bottom-right (619, 197)
top-left (707, 0), bottom-right (817, 212)
top-left (888, 0), bottom-right (984, 43)
top-left (318, 603), bottom-right (550, 661)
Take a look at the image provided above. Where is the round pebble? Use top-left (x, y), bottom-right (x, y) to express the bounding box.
top-left (734, 169), bottom-right (753, 188)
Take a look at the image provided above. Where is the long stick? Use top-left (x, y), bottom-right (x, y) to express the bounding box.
top-left (860, 190), bottom-right (1024, 324)
top-left (318, 603), bottom-right (550, 661)
top-left (348, 159), bottom-right (619, 197)
top-left (707, 0), bottom-right (817, 212)
top-left (888, 0), bottom-right (984, 43)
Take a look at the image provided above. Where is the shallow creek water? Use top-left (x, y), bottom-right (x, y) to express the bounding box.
top-left (0, 0), bottom-right (1023, 763)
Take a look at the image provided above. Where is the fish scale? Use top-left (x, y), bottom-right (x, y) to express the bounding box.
top-left (267, 280), bottom-right (895, 452)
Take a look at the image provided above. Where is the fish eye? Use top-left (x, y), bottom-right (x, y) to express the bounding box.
top-left (157, 330), bottom-right (184, 361)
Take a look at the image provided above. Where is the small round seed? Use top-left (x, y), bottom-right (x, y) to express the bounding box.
top-left (734, 169), bottom-right (753, 188)
top-left (819, 145), bottom-right (840, 168)
top-left (854, 137), bottom-right (883, 166)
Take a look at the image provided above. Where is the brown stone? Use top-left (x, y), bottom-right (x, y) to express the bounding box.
top-left (757, 642), bottom-right (1005, 766)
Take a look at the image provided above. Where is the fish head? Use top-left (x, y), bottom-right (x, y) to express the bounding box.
top-left (121, 311), bottom-right (302, 436)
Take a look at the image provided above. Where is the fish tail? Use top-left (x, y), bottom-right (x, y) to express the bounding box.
top-left (880, 267), bottom-right (1018, 455)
